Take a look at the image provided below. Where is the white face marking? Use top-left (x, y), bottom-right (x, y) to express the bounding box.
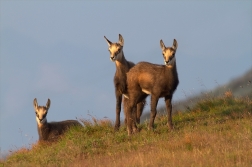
top-left (36, 117), bottom-right (47, 127)
top-left (109, 44), bottom-right (122, 62)
top-left (142, 89), bottom-right (151, 95)
top-left (165, 57), bottom-right (176, 66)
top-left (163, 48), bottom-right (176, 67)
top-left (35, 106), bottom-right (48, 126)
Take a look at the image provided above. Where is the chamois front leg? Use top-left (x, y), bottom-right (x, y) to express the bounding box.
top-left (115, 91), bottom-right (122, 131)
top-left (149, 96), bottom-right (159, 131)
top-left (165, 95), bottom-right (173, 130)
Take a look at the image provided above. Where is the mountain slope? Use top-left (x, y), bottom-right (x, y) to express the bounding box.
top-left (1, 95), bottom-right (252, 167)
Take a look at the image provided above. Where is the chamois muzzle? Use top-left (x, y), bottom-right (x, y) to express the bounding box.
top-left (110, 56), bottom-right (116, 62)
top-left (165, 56), bottom-right (175, 65)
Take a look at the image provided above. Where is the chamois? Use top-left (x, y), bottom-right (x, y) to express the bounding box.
top-left (125, 39), bottom-right (179, 135)
top-left (104, 34), bottom-right (145, 130)
top-left (33, 98), bottom-right (82, 142)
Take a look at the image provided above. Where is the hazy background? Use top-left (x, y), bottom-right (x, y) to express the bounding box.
top-left (0, 1), bottom-right (251, 156)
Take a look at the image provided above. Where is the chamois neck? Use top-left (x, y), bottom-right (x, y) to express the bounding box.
top-left (166, 58), bottom-right (177, 70)
top-left (115, 51), bottom-right (127, 67)
top-left (37, 118), bottom-right (48, 128)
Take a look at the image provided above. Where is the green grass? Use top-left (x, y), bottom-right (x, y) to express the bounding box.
top-left (1, 94), bottom-right (252, 167)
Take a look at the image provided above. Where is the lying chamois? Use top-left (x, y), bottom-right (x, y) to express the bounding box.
top-left (125, 39), bottom-right (179, 135)
top-left (104, 34), bottom-right (145, 130)
top-left (33, 98), bottom-right (82, 142)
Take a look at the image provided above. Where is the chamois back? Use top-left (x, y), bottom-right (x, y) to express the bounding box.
top-left (125, 39), bottom-right (179, 135)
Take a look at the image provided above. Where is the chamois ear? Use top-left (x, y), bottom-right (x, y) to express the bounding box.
top-left (172, 39), bottom-right (178, 50)
top-left (104, 36), bottom-right (112, 46)
top-left (160, 40), bottom-right (166, 51)
top-left (46, 99), bottom-right (51, 109)
top-left (118, 34), bottom-right (124, 46)
top-left (33, 98), bottom-right (38, 110)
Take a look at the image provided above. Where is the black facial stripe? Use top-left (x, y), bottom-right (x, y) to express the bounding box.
top-left (35, 111), bottom-right (47, 119)
top-left (43, 113), bottom-right (47, 119)
top-left (116, 48), bottom-right (121, 55)
top-left (169, 55), bottom-right (174, 61)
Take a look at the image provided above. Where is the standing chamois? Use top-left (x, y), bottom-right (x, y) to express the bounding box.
top-left (125, 39), bottom-right (179, 135)
top-left (33, 98), bottom-right (82, 142)
top-left (104, 34), bottom-right (145, 130)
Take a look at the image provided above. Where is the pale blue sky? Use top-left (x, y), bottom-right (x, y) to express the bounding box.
top-left (0, 1), bottom-right (251, 156)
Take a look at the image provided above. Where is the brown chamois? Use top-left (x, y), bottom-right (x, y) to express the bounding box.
top-left (104, 34), bottom-right (145, 130)
top-left (33, 98), bottom-right (82, 142)
top-left (125, 39), bottom-right (179, 135)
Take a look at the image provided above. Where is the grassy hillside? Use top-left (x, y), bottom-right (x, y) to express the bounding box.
top-left (1, 93), bottom-right (252, 167)
top-left (154, 67), bottom-right (252, 118)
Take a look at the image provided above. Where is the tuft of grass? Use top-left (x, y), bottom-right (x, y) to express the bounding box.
top-left (2, 94), bottom-right (252, 167)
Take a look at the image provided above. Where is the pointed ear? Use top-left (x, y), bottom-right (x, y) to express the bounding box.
top-left (160, 40), bottom-right (165, 50)
top-left (46, 99), bottom-right (51, 109)
top-left (118, 34), bottom-right (124, 46)
top-left (33, 98), bottom-right (38, 111)
top-left (172, 39), bottom-right (178, 50)
top-left (104, 36), bottom-right (112, 46)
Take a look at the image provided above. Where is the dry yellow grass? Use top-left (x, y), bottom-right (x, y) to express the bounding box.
top-left (2, 96), bottom-right (252, 167)
top-left (74, 118), bottom-right (252, 167)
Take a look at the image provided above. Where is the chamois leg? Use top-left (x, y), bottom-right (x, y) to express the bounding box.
top-left (115, 92), bottom-right (122, 131)
top-left (126, 97), bottom-right (138, 135)
top-left (149, 96), bottom-right (159, 130)
top-left (123, 97), bottom-right (128, 125)
top-left (124, 98), bottom-right (140, 133)
top-left (126, 104), bottom-right (134, 135)
top-left (165, 95), bottom-right (173, 129)
top-left (123, 97), bottom-right (135, 125)
top-left (136, 100), bottom-right (145, 124)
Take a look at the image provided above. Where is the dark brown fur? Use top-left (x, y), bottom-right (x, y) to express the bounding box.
top-left (104, 34), bottom-right (145, 130)
top-left (33, 98), bottom-right (82, 142)
top-left (37, 120), bottom-right (81, 142)
top-left (125, 39), bottom-right (179, 135)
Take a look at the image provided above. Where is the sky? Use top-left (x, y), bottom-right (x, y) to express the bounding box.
top-left (0, 1), bottom-right (251, 156)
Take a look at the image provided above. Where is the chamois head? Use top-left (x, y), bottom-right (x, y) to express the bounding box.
top-left (160, 39), bottom-right (178, 67)
top-left (104, 34), bottom-right (124, 62)
top-left (33, 98), bottom-right (50, 127)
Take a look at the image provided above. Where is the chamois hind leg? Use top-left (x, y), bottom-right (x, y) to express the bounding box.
top-left (123, 97), bottom-right (128, 125)
top-left (123, 97), bottom-right (135, 125)
top-left (126, 95), bottom-right (138, 136)
top-left (165, 95), bottom-right (173, 129)
top-left (149, 95), bottom-right (159, 130)
top-left (115, 91), bottom-right (122, 131)
top-left (136, 100), bottom-right (146, 124)
top-left (124, 97), bottom-right (141, 133)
